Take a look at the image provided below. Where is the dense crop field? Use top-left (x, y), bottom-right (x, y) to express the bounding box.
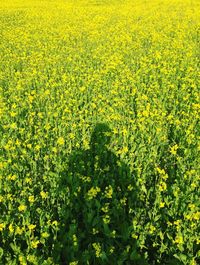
top-left (0, 0), bottom-right (200, 264)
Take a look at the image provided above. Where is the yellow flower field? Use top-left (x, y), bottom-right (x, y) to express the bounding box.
top-left (0, 0), bottom-right (199, 264)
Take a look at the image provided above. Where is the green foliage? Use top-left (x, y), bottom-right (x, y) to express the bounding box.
top-left (0, 0), bottom-right (199, 264)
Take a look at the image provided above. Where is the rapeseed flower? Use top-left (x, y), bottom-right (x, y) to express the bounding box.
top-left (18, 204), bottom-right (27, 212)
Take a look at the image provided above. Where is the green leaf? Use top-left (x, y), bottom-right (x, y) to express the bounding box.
top-left (174, 253), bottom-right (187, 263)
top-left (159, 231), bottom-right (164, 240)
top-left (100, 251), bottom-right (108, 262)
top-left (130, 249), bottom-right (141, 261)
top-left (0, 247), bottom-right (3, 258)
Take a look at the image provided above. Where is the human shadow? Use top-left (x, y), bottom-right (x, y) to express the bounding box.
top-left (54, 123), bottom-right (147, 265)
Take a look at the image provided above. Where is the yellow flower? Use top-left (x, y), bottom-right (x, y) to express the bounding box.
top-left (189, 204), bottom-right (196, 210)
top-left (25, 177), bottom-right (32, 184)
top-left (28, 224), bottom-right (36, 231)
top-left (149, 225), bottom-right (156, 234)
top-left (79, 86), bottom-right (86, 92)
top-left (9, 224), bottom-right (14, 233)
top-left (27, 255), bottom-right (37, 263)
top-left (104, 185), bottom-right (113, 198)
top-left (8, 174), bottom-right (17, 181)
top-left (28, 195), bottom-right (35, 203)
top-left (72, 234), bottom-right (78, 246)
top-left (31, 240), bottom-right (40, 249)
top-left (159, 201), bottom-right (165, 208)
top-left (87, 186), bottom-right (101, 200)
top-left (121, 146), bottom-right (128, 154)
top-left (28, 95), bottom-right (34, 103)
top-left (101, 203), bottom-right (109, 213)
top-left (34, 145), bottom-right (41, 151)
top-left (57, 137), bottom-right (65, 145)
top-left (103, 214), bottom-right (110, 224)
top-left (174, 234), bottom-right (184, 244)
top-left (19, 255), bottom-right (27, 265)
top-left (15, 226), bottom-right (24, 235)
top-left (156, 167), bottom-right (165, 175)
top-left (18, 204), bottom-right (27, 212)
top-left (92, 242), bottom-right (102, 258)
top-left (170, 144), bottom-right (178, 155)
top-left (156, 167), bottom-right (169, 180)
top-left (27, 144), bottom-right (32, 149)
top-left (158, 181), bottom-right (167, 191)
top-left (131, 233), bottom-right (138, 239)
top-left (192, 212), bottom-right (200, 220)
top-left (174, 220), bottom-right (181, 226)
top-left (44, 89), bottom-right (50, 96)
top-left (41, 232), bottom-right (49, 238)
top-left (52, 147), bottom-right (58, 153)
top-left (52, 220), bottom-right (58, 226)
top-left (10, 111), bottom-right (17, 117)
top-left (69, 133), bottom-right (75, 139)
top-left (0, 223), bottom-right (5, 232)
top-left (40, 191), bottom-right (48, 199)
top-left (10, 122), bottom-right (17, 129)
top-left (122, 128), bottom-right (128, 135)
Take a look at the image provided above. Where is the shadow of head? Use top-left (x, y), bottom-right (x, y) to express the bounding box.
top-left (90, 123), bottom-right (112, 151)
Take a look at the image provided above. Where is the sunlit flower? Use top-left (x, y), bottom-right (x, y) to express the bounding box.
top-left (31, 240), bottom-right (40, 249)
top-left (0, 223), bottom-right (5, 232)
top-left (57, 137), bottom-right (65, 145)
top-left (28, 195), bottom-right (35, 203)
top-left (18, 204), bottom-right (27, 212)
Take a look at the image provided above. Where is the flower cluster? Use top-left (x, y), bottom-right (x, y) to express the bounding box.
top-left (0, 0), bottom-right (199, 264)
